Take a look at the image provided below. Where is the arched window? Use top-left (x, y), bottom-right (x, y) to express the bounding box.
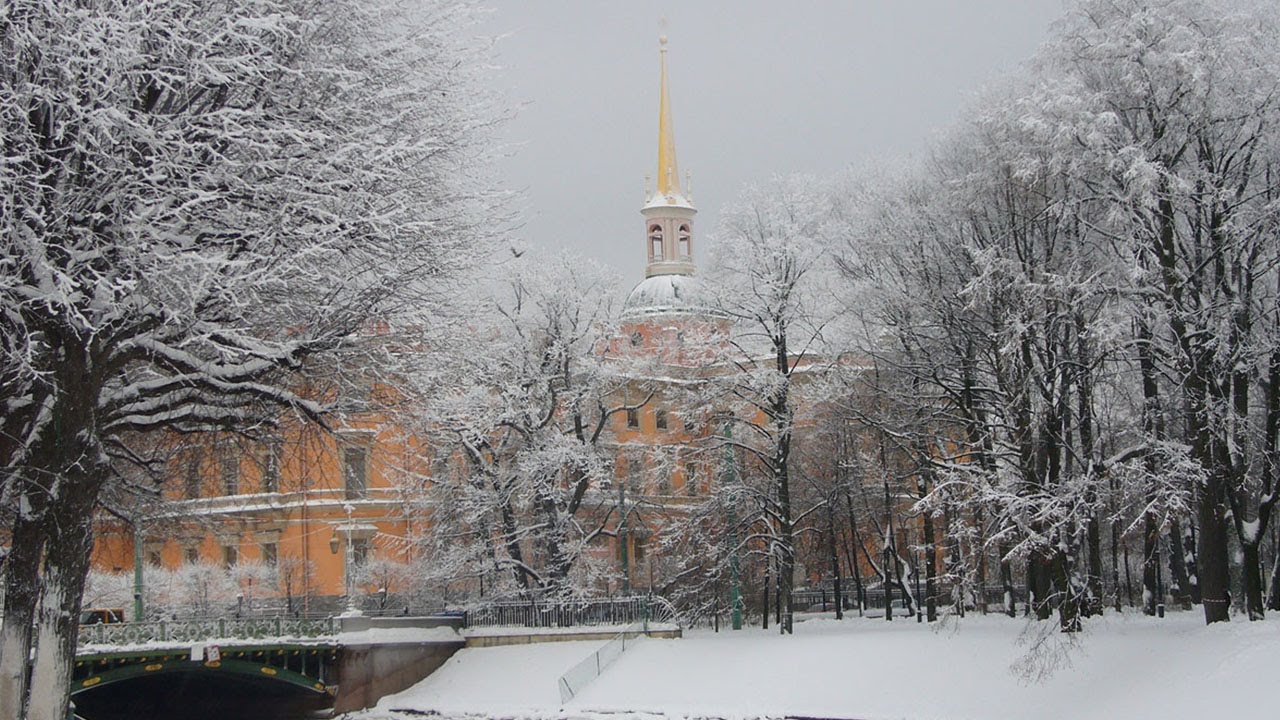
top-left (678, 224), bottom-right (691, 258)
top-left (648, 224), bottom-right (664, 260)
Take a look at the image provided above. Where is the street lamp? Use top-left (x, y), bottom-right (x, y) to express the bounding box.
top-left (132, 519), bottom-right (145, 622)
top-left (342, 503), bottom-right (360, 616)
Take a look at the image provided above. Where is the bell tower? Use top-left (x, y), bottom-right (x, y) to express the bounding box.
top-left (641, 34), bottom-right (696, 279)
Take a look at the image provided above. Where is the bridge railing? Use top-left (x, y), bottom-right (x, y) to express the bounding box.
top-left (77, 615), bottom-right (337, 647)
top-left (463, 595), bottom-right (679, 629)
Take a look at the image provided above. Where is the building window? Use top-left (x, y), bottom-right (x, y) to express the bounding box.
top-left (630, 331), bottom-right (643, 347)
top-left (147, 550), bottom-right (163, 567)
top-left (221, 452), bottom-right (239, 495)
top-left (655, 409), bottom-right (668, 430)
top-left (184, 547), bottom-right (200, 565)
top-left (648, 224), bottom-right (663, 260)
top-left (656, 467), bottom-right (671, 496)
top-left (222, 545), bottom-right (238, 568)
top-left (261, 442), bottom-right (281, 493)
top-left (685, 462), bottom-right (698, 496)
top-left (343, 446), bottom-right (367, 498)
top-left (678, 224), bottom-right (691, 257)
top-left (260, 543), bottom-right (278, 569)
top-left (184, 454), bottom-right (202, 499)
top-left (626, 408), bottom-right (639, 428)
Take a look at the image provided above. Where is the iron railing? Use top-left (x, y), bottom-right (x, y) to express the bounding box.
top-left (791, 583), bottom-right (1028, 613)
top-left (463, 595), bottom-right (679, 629)
top-left (77, 615), bottom-right (337, 648)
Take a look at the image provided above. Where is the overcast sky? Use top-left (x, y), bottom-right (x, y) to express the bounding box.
top-left (481, 1), bottom-right (1067, 283)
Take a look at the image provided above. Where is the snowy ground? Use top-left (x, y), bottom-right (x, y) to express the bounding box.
top-left (352, 609), bottom-right (1279, 720)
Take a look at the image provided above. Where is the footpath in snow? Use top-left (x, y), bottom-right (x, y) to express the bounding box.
top-left (353, 610), bottom-right (1279, 720)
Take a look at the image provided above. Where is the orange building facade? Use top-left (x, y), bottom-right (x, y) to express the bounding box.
top-left (91, 399), bottom-right (424, 615)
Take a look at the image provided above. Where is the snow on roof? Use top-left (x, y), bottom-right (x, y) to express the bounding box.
top-left (622, 274), bottom-right (716, 319)
top-left (642, 190), bottom-right (695, 211)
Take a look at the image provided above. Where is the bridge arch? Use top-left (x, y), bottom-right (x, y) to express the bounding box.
top-left (72, 658), bottom-right (328, 696)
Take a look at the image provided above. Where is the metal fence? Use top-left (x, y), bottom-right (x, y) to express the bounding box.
top-left (791, 583), bottom-right (1028, 614)
top-left (77, 615), bottom-right (337, 647)
top-left (138, 592), bottom-right (437, 622)
top-left (463, 595), bottom-right (679, 629)
top-left (557, 622), bottom-right (644, 703)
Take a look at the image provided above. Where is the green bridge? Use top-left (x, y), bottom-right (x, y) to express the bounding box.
top-left (71, 616), bottom-right (461, 720)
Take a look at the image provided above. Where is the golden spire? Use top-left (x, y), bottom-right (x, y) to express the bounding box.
top-left (656, 33), bottom-right (680, 197)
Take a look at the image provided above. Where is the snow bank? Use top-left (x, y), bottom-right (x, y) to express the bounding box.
top-left (374, 640), bottom-right (602, 715)
top-left (355, 611), bottom-right (1280, 720)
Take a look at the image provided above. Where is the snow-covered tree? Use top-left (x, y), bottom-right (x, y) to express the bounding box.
top-left (411, 253), bottom-right (641, 600)
top-left (1033, 0), bottom-right (1280, 622)
top-left (832, 0), bottom-right (1280, 633)
top-left (703, 175), bottom-right (842, 634)
top-left (0, 0), bottom-right (503, 716)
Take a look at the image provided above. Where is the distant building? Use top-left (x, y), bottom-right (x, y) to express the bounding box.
top-left (91, 374), bottom-right (422, 617)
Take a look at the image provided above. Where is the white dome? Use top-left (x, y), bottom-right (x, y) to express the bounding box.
top-left (623, 274), bottom-right (714, 318)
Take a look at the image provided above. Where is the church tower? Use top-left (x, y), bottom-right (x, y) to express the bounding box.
top-left (622, 34), bottom-right (710, 321)
top-left (641, 34), bottom-right (696, 279)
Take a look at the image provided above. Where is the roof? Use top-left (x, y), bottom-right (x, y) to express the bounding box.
top-left (622, 274), bottom-right (718, 319)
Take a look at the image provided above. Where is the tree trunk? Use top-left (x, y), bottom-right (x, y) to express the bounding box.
top-left (1142, 512), bottom-right (1160, 616)
top-left (1266, 547), bottom-right (1280, 612)
top-left (1195, 392), bottom-right (1233, 623)
top-left (0, 514), bottom-right (44, 720)
top-left (974, 508), bottom-right (988, 615)
top-left (891, 548), bottom-right (917, 618)
top-left (1110, 485), bottom-right (1123, 612)
top-left (761, 555), bottom-right (770, 630)
top-left (775, 494), bottom-right (793, 633)
top-left (1030, 552), bottom-right (1053, 621)
top-left (1240, 540), bottom-right (1265, 621)
top-left (1167, 518), bottom-right (1193, 609)
top-left (1052, 549), bottom-right (1081, 633)
top-left (845, 493), bottom-right (867, 615)
top-left (828, 505), bottom-right (843, 620)
top-left (5, 352), bottom-right (105, 720)
top-left (923, 508), bottom-right (937, 622)
top-left (494, 478), bottom-right (532, 592)
top-left (999, 542), bottom-right (1015, 617)
top-left (882, 534), bottom-right (895, 621)
top-left (1184, 521), bottom-right (1201, 605)
top-left (1076, 312), bottom-right (1103, 616)
top-left (1197, 468), bottom-right (1233, 623)
top-left (27, 509), bottom-right (97, 720)
top-left (1123, 542), bottom-right (1136, 609)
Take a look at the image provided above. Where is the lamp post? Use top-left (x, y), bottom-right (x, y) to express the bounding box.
top-left (342, 503), bottom-right (361, 616)
top-left (618, 479), bottom-right (629, 595)
top-left (132, 519), bottom-right (145, 622)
